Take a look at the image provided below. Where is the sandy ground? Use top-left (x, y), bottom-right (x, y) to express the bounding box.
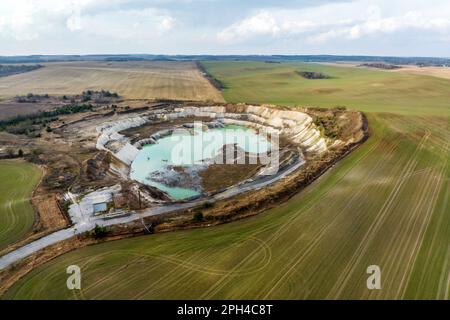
top-left (394, 65), bottom-right (450, 79)
top-left (319, 62), bottom-right (450, 79)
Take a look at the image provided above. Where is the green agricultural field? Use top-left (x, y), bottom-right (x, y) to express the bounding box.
top-left (0, 160), bottom-right (42, 250)
top-left (4, 62), bottom-right (449, 299)
top-left (203, 61), bottom-right (450, 116)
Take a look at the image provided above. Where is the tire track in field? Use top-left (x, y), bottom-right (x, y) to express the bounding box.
top-left (241, 139), bottom-right (396, 298)
top-left (114, 237), bottom-right (272, 277)
top-left (436, 178), bottom-right (450, 300)
top-left (258, 141), bottom-right (399, 299)
top-left (327, 131), bottom-right (430, 299)
top-left (200, 139), bottom-right (386, 299)
top-left (382, 138), bottom-right (447, 299)
top-left (128, 236), bottom-right (271, 299)
top-left (371, 169), bottom-right (436, 298)
top-left (19, 252), bottom-right (111, 299)
top-left (162, 237), bottom-right (271, 299)
top-left (441, 244), bottom-right (450, 300)
top-left (163, 222), bottom-right (280, 298)
top-left (87, 253), bottom-right (170, 299)
top-left (81, 256), bottom-right (146, 293)
top-left (409, 140), bottom-right (450, 299)
top-left (246, 140), bottom-right (398, 299)
top-left (130, 251), bottom-right (209, 300)
top-left (390, 139), bottom-right (449, 299)
top-left (330, 132), bottom-right (430, 298)
top-left (396, 168), bottom-right (445, 298)
top-left (376, 167), bottom-right (441, 299)
top-left (259, 138), bottom-right (383, 250)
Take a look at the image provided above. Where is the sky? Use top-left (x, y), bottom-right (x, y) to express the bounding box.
top-left (0, 0), bottom-right (449, 57)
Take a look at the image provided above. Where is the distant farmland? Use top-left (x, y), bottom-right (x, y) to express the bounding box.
top-left (0, 61), bottom-right (224, 102)
top-left (4, 62), bottom-right (449, 299)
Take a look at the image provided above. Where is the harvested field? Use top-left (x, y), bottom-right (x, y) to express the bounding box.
top-left (0, 160), bottom-right (42, 250)
top-left (0, 61), bottom-right (224, 102)
top-left (4, 62), bottom-right (449, 299)
top-left (394, 65), bottom-right (450, 80)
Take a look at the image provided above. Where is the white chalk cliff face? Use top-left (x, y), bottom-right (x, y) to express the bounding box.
top-left (95, 105), bottom-right (328, 166)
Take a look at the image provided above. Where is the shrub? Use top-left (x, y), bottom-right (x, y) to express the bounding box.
top-left (91, 224), bottom-right (108, 239)
top-left (203, 201), bottom-right (215, 209)
top-left (193, 212), bottom-right (204, 222)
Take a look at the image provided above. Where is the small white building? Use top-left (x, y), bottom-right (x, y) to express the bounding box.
top-left (91, 192), bottom-right (114, 215)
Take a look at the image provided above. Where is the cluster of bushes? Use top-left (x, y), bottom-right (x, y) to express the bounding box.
top-left (297, 71), bottom-right (331, 79)
top-left (91, 224), bottom-right (109, 239)
top-left (61, 90), bottom-right (119, 104)
top-left (359, 63), bottom-right (401, 70)
top-left (79, 90), bottom-right (119, 103)
top-left (14, 90), bottom-right (120, 104)
top-left (15, 93), bottom-right (50, 103)
top-left (192, 201), bottom-right (216, 222)
top-left (192, 212), bottom-right (204, 222)
top-left (314, 116), bottom-right (341, 139)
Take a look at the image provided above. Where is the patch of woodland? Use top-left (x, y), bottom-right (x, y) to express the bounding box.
top-left (0, 64), bottom-right (42, 77)
top-left (296, 71), bottom-right (331, 79)
top-left (358, 63), bottom-right (401, 70)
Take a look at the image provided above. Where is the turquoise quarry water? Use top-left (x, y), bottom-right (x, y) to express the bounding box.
top-left (130, 124), bottom-right (271, 200)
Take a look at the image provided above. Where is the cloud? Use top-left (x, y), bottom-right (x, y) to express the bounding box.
top-left (217, 11), bottom-right (280, 43)
top-left (0, 0), bottom-right (450, 56)
top-left (0, 0), bottom-right (176, 41)
top-left (67, 7), bottom-right (83, 32)
top-left (160, 16), bottom-right (175, 32)
top-left (217, 0), bottom-right (450, 46)
top-left (309, 10), bottom-right (450, 44)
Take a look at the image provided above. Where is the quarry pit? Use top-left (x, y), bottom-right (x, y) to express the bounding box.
top-left (49, 103), bottom-right (365, 228)
top-left (96, 105), bottom-right (327, 203)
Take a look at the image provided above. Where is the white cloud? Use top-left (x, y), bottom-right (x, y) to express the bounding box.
top-left (309, 10), bottom-right (450, 44)
top-left (0, 0), bottom-right (176, 41)
top-left (67, 8), bottom-right (83, 31)
top-left (160, 16), bottom-right (175, 32)
top-left (217, 0), bottom-right (450, 45)
top-left (217, 11), bottom-right (280, 43)
top-left (0, 0), bottom-right (449, 56)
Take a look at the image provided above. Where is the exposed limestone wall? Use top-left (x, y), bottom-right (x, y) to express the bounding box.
top-left (95, 105), bottom-right (328, 166)
top-left (96, 116), bottom-right (148, 165)
top-left (169, 105), bottom-right (328, 153)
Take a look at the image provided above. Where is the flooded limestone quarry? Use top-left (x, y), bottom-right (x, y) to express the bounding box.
top-left (96, 104), bottom-right (328, 203)
top-left (56, 102), bottom-right (365, 229)
top-left (130, 123), bottom-right (272, 200)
